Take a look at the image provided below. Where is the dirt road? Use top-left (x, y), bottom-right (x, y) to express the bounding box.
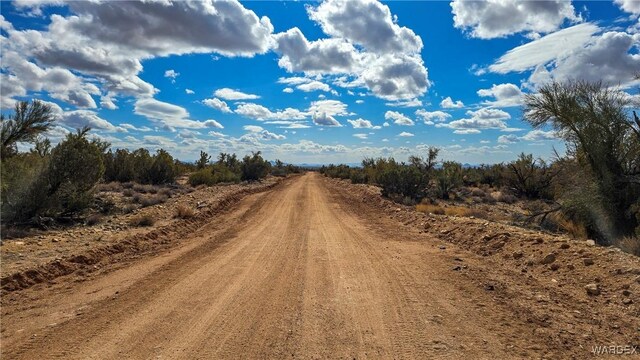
top-left (2, 173), bottom-right (637, 359)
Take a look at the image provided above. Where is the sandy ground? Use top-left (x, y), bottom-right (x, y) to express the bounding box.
top-left (1, 172), bottom-right (639, 359)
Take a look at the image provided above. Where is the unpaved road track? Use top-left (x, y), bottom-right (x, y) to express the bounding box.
top-left (1, 173), bottom-right (632, 359)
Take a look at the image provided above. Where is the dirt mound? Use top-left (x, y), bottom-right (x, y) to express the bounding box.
top-left (1, 179), bottom-right (286, 293)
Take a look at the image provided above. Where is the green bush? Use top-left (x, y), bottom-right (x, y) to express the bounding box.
top-left (212, 164), bottom-right (241, 183)
top-left (378, 164), bottom-right (428, 201)
top-left (435, 161), bottom-right (463, 200)
top-left (189, 168), bottom-right (217, 186)
top-left (46, 128), bottom-right (105, 215)
top-left (147, 149), bottom-right (177, 185)
top-left (321, 164), bottom-right (352, 179)
top-left (349, 168), bottom-right (367, 184)
top-left (1, 128), bottom-right (105, 223)
top-left (241, 151), bottom-right (270, 181)
top-left (1, 153), bottom-right (49, 223)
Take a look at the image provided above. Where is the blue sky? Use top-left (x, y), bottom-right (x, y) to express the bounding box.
top-left (1, 0), bottom-right (639, 164)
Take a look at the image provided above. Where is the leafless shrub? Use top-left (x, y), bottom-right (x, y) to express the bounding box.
top-left (85, 214), bottom-right (103, 226)
top-left (129, 214), bottom-right (155, 227)
top-left (139, 195), bottom-right (168, 208)
top-left (174, 204), bottom-right (195, 219)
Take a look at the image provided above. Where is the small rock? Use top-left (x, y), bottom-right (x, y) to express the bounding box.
top-left (585, 283), bottom-right (600, 296)
top-left (559, 243), bottom-right (570, 249)
top-left (622, 298), bottom-right (633, 305)
top-left (452, 265), bottom-right (463, 271)
top-left (585, 239), bottom-right (596, 246)
top-left (438, 245), bottom-right (446, 250)
top-left (622, 290), bottom-right (631, 297)
top-left (485, 284), bottom-right (495, 291)
top-left (534, 238), bottom-right (544, 244)
top-left (550, 263), bottom-right (561, 271)
top-left (14, 241), bottom-right (24, 246)
top-left (583, 258), bottom-right (594, 266)
top-left (513, 251), bottom-right (524, 260)
top-left (567, 264), bottom-right (575, 271)
top-left (541, 253), bottom-right (556, 265)
top-left (525, 259), bottom-right (535, 267)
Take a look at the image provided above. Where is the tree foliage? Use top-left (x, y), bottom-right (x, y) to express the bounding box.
top-left (435, 161), bottom-right (463, 200)
top-left (1, 100), bottom-right (56, 159)
top-left (241, 151), bottom-right (271, 181)
top-left (524, 80), bottom-right (640, 240)
top-left (196, 151), bottom-right (211, 170)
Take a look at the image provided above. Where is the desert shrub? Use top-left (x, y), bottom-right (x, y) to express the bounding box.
top-left (435, 161), bottom-right (463, 199)
top-left (139, 195), bottom-right (167, 208)
top-left (158, 188), bottom-right (173, 197)
top-left (270, 159), bottom-right (299, 177)
top-left (321, 164), bottom-right (352, 179)
top-left (123, 189), bottom-right (135, 197)
top-left (47, 128), bottom-right (105, 213)
top-left (130, 148), bottom-right (153, 182)
top-left (0, 226), bottom-right (33, 240)
top-left (614, 237), bottom-right (640, 256)
top-left (129, 214), bottom-right (155, 227)
top-left (496, 193), bottom-right (517, 204)
top-left (212, 164), bottom-right (241, 183)
top-left (271, 168), bottom-right (287, 177)
top-left (416, 203), bottom-right (446, 215)
top-left (104, 148), bottom-right (178, 185)
top-left (86, 214), bottom-right (103, 226)
top-left (416, 203), bottom-right (486, 218)
top-left (146, 149), bottom-right (176, 185)
top-left (189, 169), bottom-right (217, 186)
top-left (97, 182), bottom-right (122, 192)
top-left (0, 152), bottom-right (49, 223)
top-left (174, 204), bottom-right (195, 219)
top-left (482, 195), bottom-right (497, 204)
top-left (103, 148), bottom-right (136, 182)
top-left (471, 188), bottom-right (486, 197)
top-left (349, 168), bottom-right (368, 184)
top-left (122, 204), bottom-right (137, 214)
top-left (466, 208), bottom-right (489, 219)
top-left (378, 164), bottom-right (428, 201)
top-left (241, 151), bottom-right (270, 181)
top-left (2, 128), bottom-right (105, 223)
top-left (504, 153), bottom-right (556, 200)
top-left (539, 212), bottom-right (589, 239)
top-left (133, 184), bottom-right (150, 193)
